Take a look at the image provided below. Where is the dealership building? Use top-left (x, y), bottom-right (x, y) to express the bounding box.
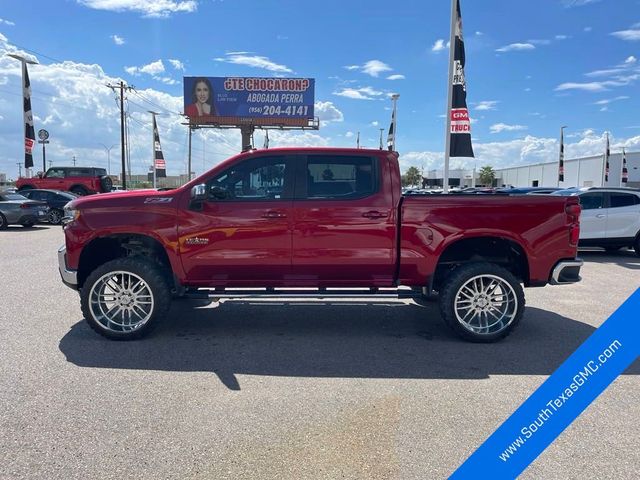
top-left (423, 150), bottom-right (640, 188)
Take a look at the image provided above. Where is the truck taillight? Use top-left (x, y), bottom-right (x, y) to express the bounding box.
top-left (566, 202), bottom-right (581, 246)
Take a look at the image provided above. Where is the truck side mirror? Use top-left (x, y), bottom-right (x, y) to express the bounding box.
top-left (190, 184), bottom-right (207, 202)
top-left (209, 185), bottom-right (228, 200)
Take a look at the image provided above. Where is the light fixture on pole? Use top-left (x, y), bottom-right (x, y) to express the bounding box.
top-left (100, 143), bottom-right (117, 176)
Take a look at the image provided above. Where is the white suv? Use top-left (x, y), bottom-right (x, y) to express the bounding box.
top-left (552, 187), bottom-right (640, 255)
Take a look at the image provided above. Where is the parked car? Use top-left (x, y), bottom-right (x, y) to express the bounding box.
top-left (0, 191), bottom-right (48, 229)
top-left (18, 189), bottom-right (77, 225)
top-left (550, 187), bottom-right (640, 255)
top-left (16, 166), bottom-right (113, 196)
top-left (495, 187), bottom-right (564, 195)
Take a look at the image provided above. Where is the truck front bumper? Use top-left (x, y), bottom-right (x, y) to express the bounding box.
top-left (550, 258), bottom-right (583, 285)
top-left (58, 244), bottom-right (79, 290)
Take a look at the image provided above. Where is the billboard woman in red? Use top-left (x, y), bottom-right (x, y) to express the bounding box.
top-left (185, 78), bottom-right (215, 117)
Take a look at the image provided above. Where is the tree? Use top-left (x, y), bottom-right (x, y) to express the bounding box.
top-left (402, 166), bottom-right (422, 187)
top-left (478, 165), bottom-right (496, 186)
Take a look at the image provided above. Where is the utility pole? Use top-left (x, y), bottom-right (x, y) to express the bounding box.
top-left (72, 155), bottom-right (76, 166)
top-left (107, 81), bottom-right (132, 189)
top-left (16, 162), bottom-right (22, 178)
top-left (356, 131), bottom-right (360, 149)
top-left (187, 125), bottom-right (193, 182)
top-left (379, 128), bottom-right (384, 150)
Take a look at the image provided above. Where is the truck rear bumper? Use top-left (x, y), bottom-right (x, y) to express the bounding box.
top-left (58, 244), bottom-right (79, 290)
top-left (550, 258), bottom-right (583, 285)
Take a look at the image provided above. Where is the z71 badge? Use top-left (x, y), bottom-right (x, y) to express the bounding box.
top-left (184, 237), bottom-right (209, 245)
top-left (144, 197), bottom-right (173, 204)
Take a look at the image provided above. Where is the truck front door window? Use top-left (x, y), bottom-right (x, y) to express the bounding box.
top-left (209, 156), bottom-right (289, 200)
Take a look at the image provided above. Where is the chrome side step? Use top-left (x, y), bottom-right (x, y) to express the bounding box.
top-left (182, 286), bottom-right (422, 300)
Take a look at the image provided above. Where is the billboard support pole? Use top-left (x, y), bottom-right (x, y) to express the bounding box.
top-left (241, 126), bottom-right (254, 152)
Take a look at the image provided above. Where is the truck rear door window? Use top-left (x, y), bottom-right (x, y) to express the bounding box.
top-left (306, 155), bottom-right (376, 199)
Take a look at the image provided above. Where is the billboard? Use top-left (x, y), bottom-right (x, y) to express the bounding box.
top-left (183, 77), bottom-right (315, 127)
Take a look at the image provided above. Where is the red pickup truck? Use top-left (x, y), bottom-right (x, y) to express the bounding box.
top-left (58, 148), bottom-right (582, 342)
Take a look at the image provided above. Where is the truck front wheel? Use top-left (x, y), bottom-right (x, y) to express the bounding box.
top-left (439, 262), bottom-right (524, 343)
top-left (80, 257), bottom-right (171, 340)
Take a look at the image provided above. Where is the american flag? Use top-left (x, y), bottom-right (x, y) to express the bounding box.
top-left (153, 116), bottom-right (166, 178)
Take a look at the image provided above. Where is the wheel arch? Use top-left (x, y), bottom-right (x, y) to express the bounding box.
top-left (431, 236), bottom-right (530, 292)
top-left (77, 233), bottom-right (174, 290)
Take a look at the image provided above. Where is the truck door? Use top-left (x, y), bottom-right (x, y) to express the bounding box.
top-left (291, 154), bottom-right (396, 286)
top-left (177, 155), bottom-right (294, 286)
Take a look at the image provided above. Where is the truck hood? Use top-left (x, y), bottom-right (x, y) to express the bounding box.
top-left (68, 189), bottom-right (181, 210)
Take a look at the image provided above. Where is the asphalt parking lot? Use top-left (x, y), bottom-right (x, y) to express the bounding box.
top-left (1, 225), bottom-right (638, 479)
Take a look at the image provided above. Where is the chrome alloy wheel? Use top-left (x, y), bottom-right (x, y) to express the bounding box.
top-left (88, 271), bottom-right (155, 333)
top-left (453, 274), bottom-right (518, 335)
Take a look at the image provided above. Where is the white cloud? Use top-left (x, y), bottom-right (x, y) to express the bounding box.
top-left (490, 123), bottom-right (528, 134)
top-left (593, 96), bottom-right (629, 105)
top-left (386, 74), bottom-right (405, 80)
top-left (314, 101), bottom-right (344, 124)
top-left (125, 59), bottom-right (165, 78)
top-left (555, 34), bottom-right (569, 40)
top-left (110, 34), bottom-right (125, 45)
top-left (475, 100), bottom-right (499, 111)
top-left (475, 31), bottom-right (483, 36)
top-left (528, 39), bottom-right (551, 45)
top-left (346, 60), bottom-right (393, 77)
top-left (584, 26), bottom-right (592, 32)
top-left (623, 56), bottom-right (637, 64)
top-left (555, 81), bottom-right (613, 92)
top-left (76, 0), bottom-right (197, 18)
top-left (371, 121), bottom-right (379, 127)
top-left (333, 87), bottom-right (384, 100)
top-left (432, 39), bottom-right (446, 52)
top-left (168, 59), bottom-right (185, 71)
top-left (362, 60), bottom-right (392, 77)
top-left (562, 0), bottom-right (601, 7)
top-left (214, 53), bottom-right (292, 73)
top-left (496, 43), bottom-right (535, 52)
top-left (345, 131), bottom-right (354, 138)
top-left (611, 28), bottom-right (640, 41)
top-left (0, 18), bottom-right (15, 26)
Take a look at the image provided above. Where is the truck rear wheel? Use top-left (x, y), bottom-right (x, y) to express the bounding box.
top-left (439, 262), bottom-right (524, 343)
top-left (80, 257), bottom-right (171, 340)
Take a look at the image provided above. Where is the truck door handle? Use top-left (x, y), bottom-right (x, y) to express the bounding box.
top-left (362, 211), bottom-right (385, 219)
top-left (262, 210), bottom-right (287, 219)
top-left (596, 214), bottom-right (605, 218)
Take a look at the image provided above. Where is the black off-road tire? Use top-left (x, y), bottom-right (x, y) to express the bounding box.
top-left (100, 175), bottom-right (113, 193)
top-left (21, 222), bottom-right (35, 228)
top-left (0, 213), bottom-right (7, 230)
top-left (80, 257), bottom-right (172, 340)
top-left (439, 262), bottom-right (525, 343)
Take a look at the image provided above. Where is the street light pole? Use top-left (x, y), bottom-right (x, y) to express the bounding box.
top-left (100, 143), bottom-right (117, 176)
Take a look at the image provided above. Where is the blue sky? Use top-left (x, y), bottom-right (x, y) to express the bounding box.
top-left (0, 0), bottom-right (639, 179)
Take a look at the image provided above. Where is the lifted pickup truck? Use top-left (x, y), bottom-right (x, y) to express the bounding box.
top-left (58, 148), bottom-right (582, 342)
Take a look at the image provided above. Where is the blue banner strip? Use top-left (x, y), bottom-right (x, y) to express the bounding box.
top-left (450, 288), bottom-right (640, 479)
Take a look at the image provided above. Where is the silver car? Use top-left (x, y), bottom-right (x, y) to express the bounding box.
top-left (0, 191), bottom-right (49, 229)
